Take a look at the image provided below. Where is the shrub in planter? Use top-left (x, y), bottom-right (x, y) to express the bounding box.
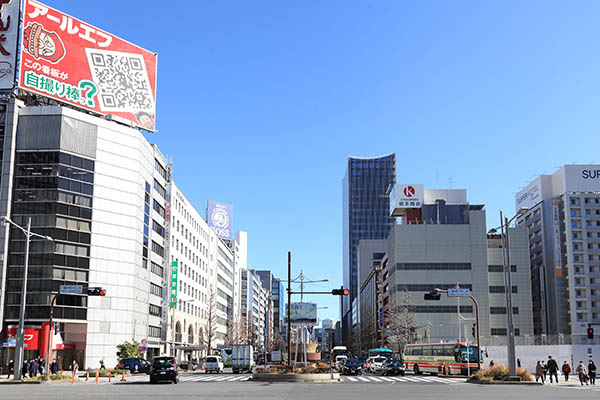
top-left (472, 364), bottom-right (533, 382)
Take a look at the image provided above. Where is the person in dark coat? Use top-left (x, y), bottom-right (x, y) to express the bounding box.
top-left (588, 360), bottom-right (597, 385)
top-left (50, 359), bottom-right (59, 375)
top-left (547, 356), bottom-right (559, 383)
top-left (562, 361), bottom-right (572, 381)
top-left (23, 360), bottom-right (29, 378)
top-left (7, 360), bottom-right (14, 379)
top-left (29, 359), bottom-right (37, 377)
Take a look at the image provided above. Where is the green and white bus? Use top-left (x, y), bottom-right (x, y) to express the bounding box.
top-left (403, 342), bottom-right (481, 376)
top-left (368, 348), bottom-right (393, 360)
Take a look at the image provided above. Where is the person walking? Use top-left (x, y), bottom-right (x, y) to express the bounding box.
top-left (542, 360), bottom-right (548, 381)
top-left (50, 359), bottom-right (58, 375)
top-left (562, 360), bottom-right (571, 381)
top-left (517, 358), bottom-right (521, 369)
top-left (71, 360), bottom-right (79, 377)
top-left (23, 359), bottom-right (29, 378)
top-left (29, 359), bottom-right (37, 377)
top-left (7, 360), bottom-right (13, 379)
top-left (536, 361), bottom-right (545, 384)
top-left (547, 356), bottom-right (559, 383)
top-left (588, 360), bottom-right (596, 385)
top-left (577, 360), bottom-right (589, 386)
top-left (99, 358), bottom-right (105, 370)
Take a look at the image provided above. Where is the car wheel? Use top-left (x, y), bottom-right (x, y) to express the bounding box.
top-left (173, 378), bottom-right (178, 384)
top-left (414, 365), bottom-right (421, 375)
top-left (400, 371), bottom-right (405, 376)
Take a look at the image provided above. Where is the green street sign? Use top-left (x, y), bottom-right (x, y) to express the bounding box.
top-left (170, 261), bottom-right (178, 308)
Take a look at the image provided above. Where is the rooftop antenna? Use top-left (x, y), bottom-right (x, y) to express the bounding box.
top-left (448, 178), bottom-right (454, 189)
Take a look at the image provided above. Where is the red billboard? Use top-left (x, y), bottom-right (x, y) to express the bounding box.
top-left (5, 327), bottom-right (41, 350)
top-left (18, 0), bottom-right (157, 131)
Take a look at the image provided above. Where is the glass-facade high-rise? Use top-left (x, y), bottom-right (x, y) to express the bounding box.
top-left (342, 154), bottom-right (396, 344)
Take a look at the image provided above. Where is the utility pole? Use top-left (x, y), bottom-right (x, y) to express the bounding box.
top-left (287, 252), bottom-right (291, 370)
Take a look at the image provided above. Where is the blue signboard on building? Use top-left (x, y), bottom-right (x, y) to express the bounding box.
top-left (207, 200), bottom-right (233, 240)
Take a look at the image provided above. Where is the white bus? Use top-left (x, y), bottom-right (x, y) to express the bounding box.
top-left (403, 342), bottom-right (481, 376)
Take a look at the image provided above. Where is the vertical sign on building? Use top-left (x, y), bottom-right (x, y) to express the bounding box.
top-left (0, 0), bottom-right (19, 90)
top-left (170, 261), bottom-right (178, 308)
top-left (207, 200), bottom-right (233, 240)
top-left (552, 197), bottom-right (563, 277)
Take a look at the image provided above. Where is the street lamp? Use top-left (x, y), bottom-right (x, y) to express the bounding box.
top-left (1, 216), bottom-right (54, 381)
top-left (488, 207), bottom-right (528, 378)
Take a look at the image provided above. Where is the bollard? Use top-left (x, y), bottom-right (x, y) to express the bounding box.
top-left (121, 370), bottom-right (126, 382)
top-left (95, 369), bottom-right (99, 384)
top-left (108, 369), bottom-right (111, 382)
top-left (86, 371), bottom-right (89, 381)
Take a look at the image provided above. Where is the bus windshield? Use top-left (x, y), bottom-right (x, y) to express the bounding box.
top-left (368, 348), bottom-right (392, 359)
top-left (459, 345), bottom-right (479, 363)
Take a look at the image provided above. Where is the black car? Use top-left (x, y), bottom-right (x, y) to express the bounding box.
top-left (117, 357), bottom-right (151, 374)
top-left (341, 358), bottom-right (363, 375)
top-left (381, 359), bottom-right (405, 376)
top-left (150, 356), bottom-right (179, 384)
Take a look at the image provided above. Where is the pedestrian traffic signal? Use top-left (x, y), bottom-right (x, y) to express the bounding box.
top-left (331, 286), bottom-right (349, 296)
top-left (588, 327), bottom-right (594, 339)
top-left (87, 287), bottom-right (106, 296)
top-left (424, 290), bottom-right (441, 301)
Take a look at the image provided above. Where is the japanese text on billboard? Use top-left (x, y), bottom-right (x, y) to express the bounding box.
top-left (19, 0), bottom-right (157, 130)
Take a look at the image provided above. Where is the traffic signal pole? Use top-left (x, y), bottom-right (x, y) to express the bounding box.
top-left (287, 252), bottom-right (291, 370)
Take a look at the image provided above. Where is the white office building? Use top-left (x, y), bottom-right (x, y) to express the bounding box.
top-left (516, 165), bottom-right (600, 340)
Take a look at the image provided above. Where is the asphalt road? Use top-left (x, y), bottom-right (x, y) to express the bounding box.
top-left (0, 377), bottom-right (598, 400)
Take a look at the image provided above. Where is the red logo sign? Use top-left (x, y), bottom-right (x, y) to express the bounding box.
top-left (403, 186), bottom-right (416, 197)
top-left (5, 328), bottom-right (40, 350)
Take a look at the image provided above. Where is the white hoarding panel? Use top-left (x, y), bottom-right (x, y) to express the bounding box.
top-left (563, 165), bottom-right (600, 193)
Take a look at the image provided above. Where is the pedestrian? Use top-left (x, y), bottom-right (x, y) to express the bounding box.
top-left (547, 355), bottom-right (559, 383)
top-left (588, 360), bottom-right (596, 385)
top-left (489, 360), bottom-right (495, 367)
top-left (517, 358), bottom-right (521, 369)
top-left (7, 359), bottom-right (13, 379)
top-left (536, 361), bottom-right (545, 384)
top-left (29, 359), bottom-right (37, 377)
top-left (71, 360), bottom-right (79, 376)
top-left (50, 359), bottom-right (58, 375)
top-left (99, 358), bottom-right (105, 370)
top-left (38, 358), bottom-right (44, 375)
top-left (23, 359), bottom-right (29, 378)
top-left (562, 360), bottom-right (571, 381)
top-left (576, 360), bottom-right (589, 386)
top-left (542, 360), bottom-right (547, 381)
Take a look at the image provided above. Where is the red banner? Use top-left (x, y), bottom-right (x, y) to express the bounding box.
top-left (19, 0), bottom-right (158, 131)
top-left (5, 327), bottom-right (41, 350)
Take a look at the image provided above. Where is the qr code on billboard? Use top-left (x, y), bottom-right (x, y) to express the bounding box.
top-left (84, 48), bottom-right (155, 114)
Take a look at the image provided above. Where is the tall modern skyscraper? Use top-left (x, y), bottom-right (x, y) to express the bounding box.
top-left (342, 154), bottom-right (396, 344)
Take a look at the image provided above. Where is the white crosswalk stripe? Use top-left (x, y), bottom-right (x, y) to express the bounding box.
top-left (341, 375), bottom-right (460, 384)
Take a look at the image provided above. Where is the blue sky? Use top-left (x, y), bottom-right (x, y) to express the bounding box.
top-left (47, 1), bottom-right (600, 322)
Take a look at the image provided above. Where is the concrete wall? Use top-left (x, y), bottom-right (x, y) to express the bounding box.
top-left (486, 344), bottom-right (600, 373)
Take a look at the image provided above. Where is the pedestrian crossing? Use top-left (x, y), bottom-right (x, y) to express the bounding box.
top-left (178, 374), bottom-right (252, 383)
top-left (341, 375), bottom-right (460, 384)
top-left (114, 373), bottom-right (461, 385)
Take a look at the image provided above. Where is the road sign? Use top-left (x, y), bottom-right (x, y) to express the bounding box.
top-left (60, 285), bottom-right (83, 294)
top-left (7, 337), bottom-right (16, 343)
top-left (141, 338), bottom-right (148, 345)
top-left (448, 288), bottom-right (471, 297)
top-left (140, 345), bottom-right (147, 352)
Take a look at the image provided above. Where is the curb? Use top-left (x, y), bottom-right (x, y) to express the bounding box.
top-left (467, 378), bottom-right (542, 385)
top-left (251, 373), bottom-right (341, 383)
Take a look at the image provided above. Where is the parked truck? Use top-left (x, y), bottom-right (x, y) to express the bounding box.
top-left (232, 344), bottom-right (254, 374)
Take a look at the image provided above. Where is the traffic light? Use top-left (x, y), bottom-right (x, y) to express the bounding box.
top-left (87, 287), bottom-right (106, 296)
top-left (424, 290), bottom-right (441, 301)
top-left (472, 324), bottom-right (476, 338)
top-left (331, 286), bottom-right (349, 296)
top-left (588, 327), bottom-right (594, 340)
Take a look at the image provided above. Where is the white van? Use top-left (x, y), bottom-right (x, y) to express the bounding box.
top-left (335, 355), bottom-right (348, 371)
top-left (205, 355), bottom-right (224, 373)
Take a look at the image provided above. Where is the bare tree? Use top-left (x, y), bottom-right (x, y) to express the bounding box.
top-left (224, 311), bottom-right (244, 346)
top-left (204, 288), bottom-right (218, 355)
top-left (386, 287), bottom-right (415, 354)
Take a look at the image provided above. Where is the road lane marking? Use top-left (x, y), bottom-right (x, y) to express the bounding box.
top-left (346, 376), bottom-right (358, 382)
top-left (358, 377), bottom-right (370, 382)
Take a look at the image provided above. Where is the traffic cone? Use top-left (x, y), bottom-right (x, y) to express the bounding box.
top-left (86, 371), bottom-right (89, 381)
top-left (108, 369), bottom-right (111, 382)
top-left (95, 369), bottom-right (99, 384)
top-left (121, 370), bottom-right (126, 382)
top-left (72, 371), bottom-right (75, 384)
